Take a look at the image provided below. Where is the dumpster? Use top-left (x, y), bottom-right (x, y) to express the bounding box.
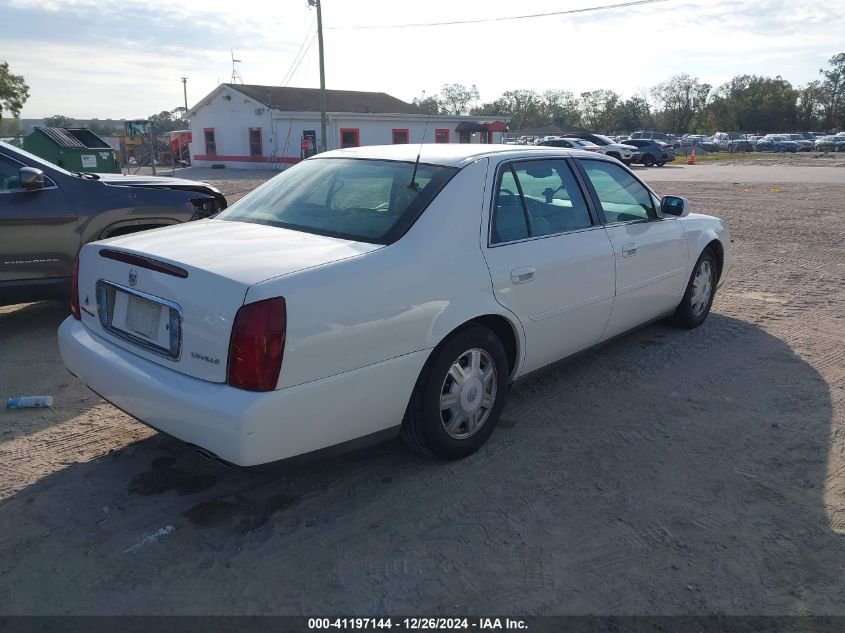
top-left (23, 127), bottom-right (120, 173)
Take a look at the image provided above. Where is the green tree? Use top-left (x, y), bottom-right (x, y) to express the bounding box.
top-left (0, 61), bottom-right (30, 120)
top-left (411, 92), bottom-right (441, 114)
top-left (819, 52), bottom-right (845, 129)
top-left (541, 89), bottom-right (581, 127)
top-left (796, 81), bottom-right (824, 130)
top-left (0, 117), bottom-right (22, 136)
top-left (708, 75), bottom-right (797, 132)
top-left (148, 107), bottom-right (187, 133)
top-left (650, 74), bottom-right (710, 133)
top-left (497, 90), bottom-right (543, 130)
top-left (43, 114), bottom-right (76, 128)
top-left (439, 83), bottom-right (479, 116)
top-left (611, 96), bottom-right (653, 133)
top-left (579, 89), bottom-right (620, 132)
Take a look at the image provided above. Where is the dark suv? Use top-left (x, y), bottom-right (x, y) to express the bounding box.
top-left (0, 141), bottom-right (227, 306)
top-left (620, 139), bottom-right (676, 167)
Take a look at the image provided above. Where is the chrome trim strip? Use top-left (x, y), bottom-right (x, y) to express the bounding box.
top-left (95, 280), bottom-right (183, 361)
top-left (488, 224), bottom-right (603, 248)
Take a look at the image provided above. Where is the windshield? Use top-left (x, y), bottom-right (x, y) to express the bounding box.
top-left (217, 157), bottom-right (458, 245)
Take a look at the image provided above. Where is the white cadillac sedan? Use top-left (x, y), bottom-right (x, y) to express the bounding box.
top-left (59, 145), bottom-right (731, 466)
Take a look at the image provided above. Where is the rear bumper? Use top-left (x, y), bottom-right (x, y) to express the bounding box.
top-left (58, 318), bottom-right (428, 466)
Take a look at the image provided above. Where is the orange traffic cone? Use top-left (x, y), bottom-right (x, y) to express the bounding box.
top-left (688, 148), bottom-right (697, 165)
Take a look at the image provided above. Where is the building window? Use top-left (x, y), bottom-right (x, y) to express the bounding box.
top-left (434, 129), bottom-right (450, 144)
top-left (204, 128), bottom-right (216, 155)
top-left (392, 129), bottom-right (409, 144)
top-left (249, 128), bottom-right (262, 157)
top-left (340, 128), bottom-right (360, 148)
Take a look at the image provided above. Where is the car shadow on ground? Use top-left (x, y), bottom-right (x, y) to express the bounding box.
top-left (0, 313), bottom-right (841, 615)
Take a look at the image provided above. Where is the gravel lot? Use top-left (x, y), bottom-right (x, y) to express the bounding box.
top-left (0, 160), bottom-right (843, 615)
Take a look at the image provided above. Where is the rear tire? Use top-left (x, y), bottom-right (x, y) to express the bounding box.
top-left (642, 154), bottom-right (656, 167)
top-left (401, 326), bottom-right (509, 460)
top-left (657, 161), bottom-right (666, 167)
top-left (671, 249), bottom-right (717, 329)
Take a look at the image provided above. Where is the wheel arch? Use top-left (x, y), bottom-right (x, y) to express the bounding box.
top-left (429, 308), bottom-right (525, 380)
top-left (99, 218), bottom-right (182, 240)
top-left (704, 238), bottom-right (724, 280)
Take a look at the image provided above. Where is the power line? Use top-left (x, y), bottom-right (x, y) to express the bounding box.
top-left (326, 0), bottom-right (672, 30)
top-left (281, 33), bottom-right (317, 87)
top-left (279, 14), bottom-right (317, 85)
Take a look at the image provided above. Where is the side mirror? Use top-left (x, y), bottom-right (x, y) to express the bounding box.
top-left (20, 167), bottom-right (45, 191)
top-left (660, 195), bottom-right (691, 217)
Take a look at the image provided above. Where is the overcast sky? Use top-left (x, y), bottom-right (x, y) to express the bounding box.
top-left (3, 0), bottom-right (843, 119)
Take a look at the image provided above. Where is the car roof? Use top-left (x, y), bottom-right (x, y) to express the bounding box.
top-left (314, 143), bottom-right (615, 168)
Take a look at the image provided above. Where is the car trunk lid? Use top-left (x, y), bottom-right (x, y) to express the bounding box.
top-left (76, 219), bottom-right (382, 382)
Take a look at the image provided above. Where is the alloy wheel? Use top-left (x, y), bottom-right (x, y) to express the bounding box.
top-left (439, 348), bottom-right (497, 440)
top-left (690, 260), bottom-right (714, 317)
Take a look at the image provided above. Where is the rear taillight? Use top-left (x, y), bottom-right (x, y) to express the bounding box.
top-left (586, 147), bottom-right (601, 152)
top-left (227, 297), bottom-right (286, 392)
top-left (70, 258), bottom-right (81, 320)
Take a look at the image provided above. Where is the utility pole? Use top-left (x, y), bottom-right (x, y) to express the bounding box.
top-left (308, 0), bottom-right (328, 152)
top-left (181, 77), bottom-right (188, 113)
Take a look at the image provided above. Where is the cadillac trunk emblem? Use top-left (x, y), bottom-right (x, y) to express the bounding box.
top-left (128, 269), bottom-right (138, 287)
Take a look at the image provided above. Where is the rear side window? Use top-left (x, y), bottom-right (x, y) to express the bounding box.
top-left (217, 158), bottom-right (457, 244)
top-left (580, 160), bottom-right (655, 223)
top-left (491, 159), bottom-right (592, 245)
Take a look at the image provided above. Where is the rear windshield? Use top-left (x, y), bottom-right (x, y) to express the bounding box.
top-left (217, 157), bottom-right (458, 244)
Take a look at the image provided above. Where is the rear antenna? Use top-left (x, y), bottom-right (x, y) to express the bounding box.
top-left (409, 114), bottom-right (431, 190)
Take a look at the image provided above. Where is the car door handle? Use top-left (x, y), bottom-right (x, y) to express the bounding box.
top-left (621, 243), bottom-right (638, 257)
top-left (510, 266), bottom-right (536, 284)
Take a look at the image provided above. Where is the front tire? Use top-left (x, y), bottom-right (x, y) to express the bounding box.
top-left (401, 326), bottom-right (509, 460)
top-left (672, 250), bottom-right (717, 329)
top-left (642, 154), bottom-right (656, 167)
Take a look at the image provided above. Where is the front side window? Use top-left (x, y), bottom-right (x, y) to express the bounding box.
top-left (217, 158), bottom-right (457, 244)
top-left (580, 160), bottom-right (654, 223)
top-left (491, 159), bottom-right (592, 245)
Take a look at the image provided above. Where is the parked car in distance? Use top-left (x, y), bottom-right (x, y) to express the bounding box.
top-left (712, 132), bottom-right (755, 152)
top-left (560, 133), bottom-right (639, 165)
top-left (536, 137), bottom-right (602, 152)
top-left (620, 139), bottom-right (676, 166)
top-left (755, 135), bottom-right (800, 153)
top-left (58, 144), bottom-right (731, 466)
top-left (815, 135), bottom-right (845, 152)
top-left (630, 131), bottom-right (681, 149)
top-left (786, 134), bottom-right (814, 151)
top-left (681, 135), bottom-right (719, 153)
top-left (0, 141), bottom-right (227, 307)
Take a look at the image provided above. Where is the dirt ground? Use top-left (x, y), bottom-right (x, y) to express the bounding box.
top-left (0, 162), bottom-right (843, 615)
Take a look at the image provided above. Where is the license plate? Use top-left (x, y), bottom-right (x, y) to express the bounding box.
top-left (125, 294), bottom-right (161, 339)
top-left (96, 280), bottom-right (182, 359)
